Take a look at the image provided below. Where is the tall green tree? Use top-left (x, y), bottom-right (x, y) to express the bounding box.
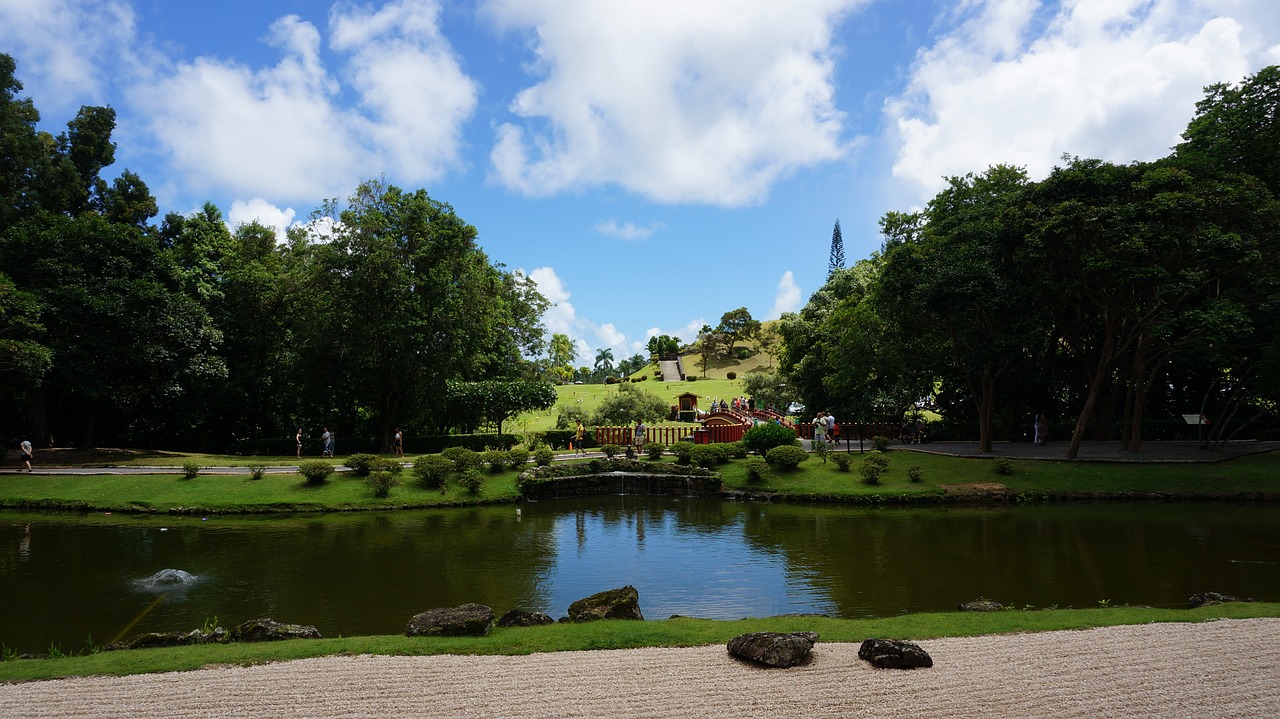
top-left (1177, 65), bottom-right (1280, 195)
top-left (827, 219), bottom-right (845, 278)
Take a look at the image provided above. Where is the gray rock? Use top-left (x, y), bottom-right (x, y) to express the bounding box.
top-left (497, 609), bottom-right (555, 628)
top-left (1188, 591), bottom-right (1253, 609)
top-left (231, 617), bottom-right (321, 642)
top-left (407, 603), bottom-right (495, 637)
top-left (858, 638), bottom-right (933, 669)
top-left (565, 585), bottom-right (644, 622)
top-left (106, 631), bottom-right (194, 651)
top-left (727, 631), bottom-right (819, 668)
top-left (958, 598), bottom-right (1004, 612)
top-left (147, 568), bottom-right (196, 586)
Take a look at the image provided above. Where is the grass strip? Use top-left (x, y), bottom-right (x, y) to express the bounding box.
top-left (2, 603), bottom-right (1275, 682)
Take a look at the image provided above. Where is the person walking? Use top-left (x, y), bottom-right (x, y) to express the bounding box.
top-left (19, 439), bottom-right (34, 472)
top-left (393, 428), bottom-right (404, 458)
top-left (1035, 412), bottom-right (1049, 446)
top-left (321, 427), bottom-right (332, 458)
top-left (826, 411), bottom-right (839, 446)
top-left (575, 420), bottom-right (586, 456)
top-left (295, 428), bottom-right (303, 458)
top-left (812, 412), bottom-right (826, 446)
top-left (634, 419), bottom-right (646, 449)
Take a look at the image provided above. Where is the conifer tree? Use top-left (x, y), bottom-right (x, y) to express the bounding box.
top-left (827, 220), bottom-right (845, 278)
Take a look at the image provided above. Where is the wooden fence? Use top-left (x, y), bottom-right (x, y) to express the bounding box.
top-left (593, 421), bottom-right (902, 447)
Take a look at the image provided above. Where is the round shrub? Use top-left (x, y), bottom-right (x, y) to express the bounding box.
top-left (908, 465), bottom-right (924, 483)
top-left (247, 464), bottom-right (268, 481)
top-left (993, 457), bottom-right (1013, 476)
top-left (182, 461), bottom-right (201, 480)
top-left (533, 447), bottom-right (555, 467)
top-left (690, 444), bottom-right (721, 469)
top-left (765, 444), bottom-right (809, 469)
top-left (600, 444), bottom-right (621, 459)
top-left (872, 435), bottom-right (893, 452)
top-left (506, 448), bottom-right (530, 468)
top-left (645, 443), bottom-right (665, 460)
top-left (745, 458), bottom-right (769, 483)
top-left (831, 453), bottom-right (852, 472)
top-left (859, 454), bottom-right (890, 485)
top-left (413, 454), bottom-right (452, 489)
top-left (297, 460), bottom-right (334, 485)
top-left (343, 453), bottom-right (378, 476)
top-left (369, 457), bottom-right (403, 476)
top-left (670, 442), bottom-right (695, 465)
top-left (366, 470), bottom-right (400, 498)
top-left (459, 468), bottom-right (483, 494)
top-left (726, 371), bottom-right (737, 380)
top-left (726, 441), bottom-right (748, 459)
top-left (441, 447), bottom-right (481, 473)
top-left (742, 423), bottom-right (799, 455)
top-left (483, 449), bottom-right (507, 473)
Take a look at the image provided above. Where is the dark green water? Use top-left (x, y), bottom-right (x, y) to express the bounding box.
top-left (1, 498), bottom-right (1277, 655)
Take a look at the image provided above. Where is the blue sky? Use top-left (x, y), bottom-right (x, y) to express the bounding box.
top-left (3, 0), bottom-right (1278, 366)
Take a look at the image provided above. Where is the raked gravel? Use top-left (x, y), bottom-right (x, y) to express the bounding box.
top-left (2, 618), bottom-right (1277, 718)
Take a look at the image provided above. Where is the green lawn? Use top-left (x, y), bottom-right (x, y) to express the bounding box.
top-left (2, 602), bottom-right (1274, 682)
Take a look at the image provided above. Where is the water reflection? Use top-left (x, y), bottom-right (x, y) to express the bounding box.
top-left (0, 499), bottom-right (1277, 655)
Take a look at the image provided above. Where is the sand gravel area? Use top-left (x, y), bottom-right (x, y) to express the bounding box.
top-left (2, 618), bottom-right (1277, 718)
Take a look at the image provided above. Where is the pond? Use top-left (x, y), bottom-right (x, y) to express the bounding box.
top-left (1, 498), bottom-right (1277, 655)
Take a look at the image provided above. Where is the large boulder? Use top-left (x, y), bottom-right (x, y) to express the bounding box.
top-left (106, 631), bottom-right (194, 651)
top-left (497, 609), bottom-right (555, 628)
top-left (564, 586), bottom-right (644, 622)
top-left (231, 617), bottom-right (321, 642)
top-left (958, 598), bottom-right (1004, 612)
top-left (1188, 591), bottom-right (1253, 609)
top-left (406, 603), bottom-right (495, 637)
top-left (727, 632), bottom-right (819, 668)
top-left (858, 638), bottom-right (933, 669)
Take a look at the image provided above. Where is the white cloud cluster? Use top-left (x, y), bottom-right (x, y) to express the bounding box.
top-left (0, 0), bottom-right (139, 112)
top-left (527, 266), bottom-right (634, 362)
top-left (886, 0), bottom-right (1277, 203)
top-left (766, 271), bottom-right (802, 320)
top-left (130, 0), bottom-right (476, 204)
top-left (486, 0), bottom-right (862, 206)
top-left (227, 198), bottom-right (297, 240)
top-left (593, 220), bottom-right (666, 241)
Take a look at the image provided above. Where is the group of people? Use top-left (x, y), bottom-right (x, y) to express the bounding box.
top-left (810, 411), bottom-right (840, 444)
top-left (295, 427), bottom-right (338, 458)
top-left (708, 396), bottom-right (755, 414)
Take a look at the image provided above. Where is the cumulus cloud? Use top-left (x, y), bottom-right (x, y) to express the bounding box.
top-left (227, 198), bottom-right (297, 240)
top-left (129, 0), bottom-right (476, 204)
top-left (766, 271), bottom-right (802, 320)
top-left (886, 0), bottom-right (1276, 203)
top-left (486, 0), bottom-right (863, 205)
top-left (527, 266), bottom-right (634, 361)
top-left (594, 220), bottom-right (666, 240)
top-left (0, 0), bottom-right (139, 111)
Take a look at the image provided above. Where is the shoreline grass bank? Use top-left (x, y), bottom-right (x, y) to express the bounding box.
top-left (2, 603), bottom-right (1276, 682)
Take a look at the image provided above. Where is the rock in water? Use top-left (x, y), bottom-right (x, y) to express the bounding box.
top-left (148, 568), bottom-right (196, 586)
top-left (564, 586), bottom-right (644, 622)
top-left (858, 638), bottom-right (933, 669)
top-left (231, 617), bottom-right (321, 642)
top-left (726, 632), bottom-right (819, 668)
top-left (406, 603), bottom-right (495, 637)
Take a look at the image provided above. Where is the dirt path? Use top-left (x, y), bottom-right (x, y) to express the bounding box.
top-left (3, 618), bottom-right (1276, 718)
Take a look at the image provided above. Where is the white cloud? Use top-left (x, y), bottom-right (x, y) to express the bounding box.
top-left (766, 271), bottom-right (802, 320)
top-left (486, 0), bottom-right (863, 205)
top-left (527, 266), bottom-right (634, 360)
top-left (886, 0), bottom-right (1277, 203)
top-left (0, 0), bottom-right (143, 112)
top-left (593, 220), bottom-right (666, 240)
top-left (228, 197), bottom-right (296, 230)
top-left (129, 0), bottom-right (476, 204)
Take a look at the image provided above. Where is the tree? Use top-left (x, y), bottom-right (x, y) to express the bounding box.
top-left (827, 220), bottom-right (845, 278)
top-left (447, 379), bottom-right (557, 441)
top-left (717, 307), bottom-right (760, 352)
top-left (591, 382), bottom-right (669, 425)
top-left (1177, 65), bottom-right (1280, 195)
top-left (645, 334), bottom-right (680, 363)
top-left (549, 333), bottom-right (576, 383)
top-left (594, 347), bottom-right (614, 378)
top-left (0, 272), bottom-right (51, 379)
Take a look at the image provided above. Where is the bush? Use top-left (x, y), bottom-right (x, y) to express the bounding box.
top-left (600, 444), bottom-right (621, 460)
top-left (726, 371), bottom-right (737, 380)
top-left (993, 457), bottom-right (1014, 476)
top-left (441, 447), bottom-right (481, 473)
top-left (645, 443), bottom-right (665, 460)
top-left (766, 444), bottom-right (809, 469)
top-left (506, 448), bottom-right (530, 468)
top-left (813, 440), bottom-right (829, 464)
top-left (689, 444), bottom-right (721, 469)
top-left (745, 458), bottom-right (769, 483)
top-left (686, 375), bottom-right (698, 381)
top-left (369, 457), bottom-right (403, 476)
top-left (726, 441), bottom-right (748, 459)
top-left (459, 468), bottom-right (483, 494)
top-left (908, 465), bottom-right (924, 483)
top-left (482, 449), bottom-right (507, 473)
top-left (534, 447), bottom-right (555, 467)
top-left (366, 470), bottom-right (400, 498)
top-left (872, 435), bottom-right (892, 452)
top-left (343, 453), bottom-right (379, 476)
top-left (742, 423), bottom-right (799, 455)
top-left (297, 460), bottom-right (334, 485)
top-left (247, 464), bottom-right (268, 480)
top-left (832, 454), bottom-right (852, 472)
top-left (670, 442), bottom-right (695, 465)
top-left (413, 454), bottom-right (452, 489)
top-left (182, 461), bottom-right (201, 480)
top-left (859, 454), bottom-right (890, 485)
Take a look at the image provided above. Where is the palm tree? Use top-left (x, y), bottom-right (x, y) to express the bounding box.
top-left (594, 348), bottom-right (614, 375)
